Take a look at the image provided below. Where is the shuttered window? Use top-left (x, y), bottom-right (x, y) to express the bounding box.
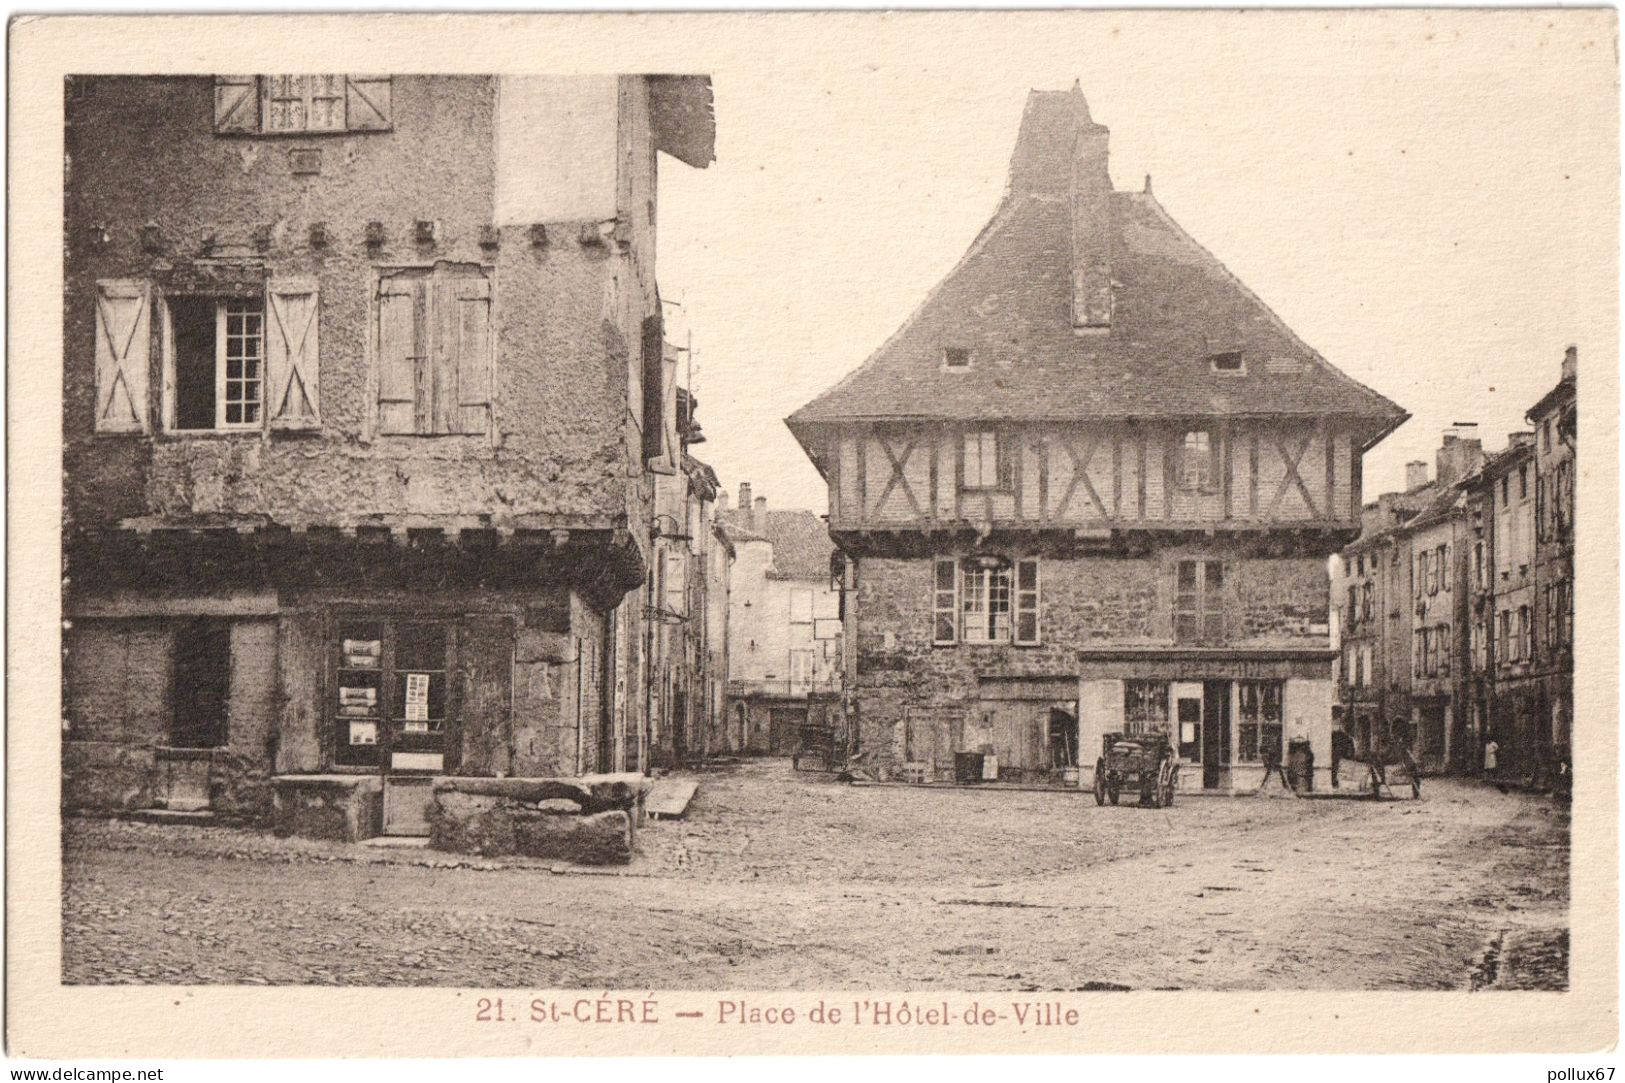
top-left (1014, 558), bottom-right (1040, 645)
top-left (214, 75), bottom-right (393, 134)
top-left (932, 559), bottom-right (958, 645)
top-left (93, 280), bottom-right (152, 433)
top-left (1174, 559), bottom-right (1225, 645)
top-left (376, 266), bottom-right (492, 436)
top-left (266, 278), bottom-right (320, 429)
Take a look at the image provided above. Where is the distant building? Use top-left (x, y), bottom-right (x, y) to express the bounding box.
top-left (719, 484), bottom-right (843, 756)
top-left (788, 85), bottom-right (1405, 790)
top-left (1336, 348), bottom-right (1577, 782)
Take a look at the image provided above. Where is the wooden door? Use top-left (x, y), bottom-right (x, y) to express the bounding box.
top-left (989, 700), bottom-right (1046, 776)
top-left (1202, 680), bottom-right (1231, 788)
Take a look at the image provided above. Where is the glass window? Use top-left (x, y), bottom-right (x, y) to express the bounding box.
top-left (1181, 430), bottom-right (1216, 491)
top-left (1124, 681), bottom-right (1170, 737)
top-left (1174, 559), bottom-right (1225, 644)
top-left (1238, 680), bottom-right (1283, 764)
top-left (961, 564), bottom-right (1012, 643)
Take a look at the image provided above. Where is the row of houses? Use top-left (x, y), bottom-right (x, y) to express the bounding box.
top-left (62, 74), bottom-right (733, 838)
top-left (1333, 350), bottom-right (1577, 779)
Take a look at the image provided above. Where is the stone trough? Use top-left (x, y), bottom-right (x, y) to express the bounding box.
top-left (426, 774), bottom-right (652, 865)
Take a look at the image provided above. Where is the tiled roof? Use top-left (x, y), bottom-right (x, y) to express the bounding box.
top-left (789, 89), bottom-right (1405, 440)
top-left (720, 508), bottom-right (833, 581)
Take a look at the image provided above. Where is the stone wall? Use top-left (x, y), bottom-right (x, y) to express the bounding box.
top-left (849, 547), bottom-right (1332, 774)
top-left (64, 75), bottom-right (641, 534)
top-left (426, 774), bottom-right (649, 863)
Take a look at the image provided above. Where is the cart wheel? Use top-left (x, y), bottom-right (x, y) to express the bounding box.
top-left (1093, 765), bottom-right (1107, 806)
top-left (1107, 781), bottom-right (1120, 805)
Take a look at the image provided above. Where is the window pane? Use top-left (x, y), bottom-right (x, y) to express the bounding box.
top-left (396, 622), bottom-right (447, 671)
top-left (1204, 561), bottom-right (1223, 589)
top-left (936, 560), bottom-right (955, 591)
top-left (1017, 560), bottom-right (1037, 591)
top-left (1177, 561), bottom-right (1197, 591)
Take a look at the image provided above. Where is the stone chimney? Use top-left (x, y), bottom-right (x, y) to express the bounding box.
top-left (737, 482), bottom-right (752, 528)
top-left (1069, 90), bottom-right (1113, 332)
top-left (754, 496), bottom-right (767, 526)
top-left (716, 489), bottom-right (729, 514)
top-left (1005, 85), bottom-right (1113, 332)
top-left (1405, 461), bottom-right (1429, 491)
top-left (1435, 425), bottom-right (1484, 489)
top-left (1563, 345), bottom-right (1578, 383)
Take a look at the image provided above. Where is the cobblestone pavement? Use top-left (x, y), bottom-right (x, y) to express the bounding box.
top-left (62, 760), bottom-right (1569, 990)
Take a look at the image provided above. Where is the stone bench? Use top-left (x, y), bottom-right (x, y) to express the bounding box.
top-left (426, 774), bottom-right (652, 865)
top-left (271, 774), bottom-right (383, 842)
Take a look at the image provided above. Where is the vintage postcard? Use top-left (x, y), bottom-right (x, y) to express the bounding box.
top-left (6, 9), bottom-right (1617, 1060)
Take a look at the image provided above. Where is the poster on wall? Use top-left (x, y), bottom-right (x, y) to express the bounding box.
top-left (404, 673), bottom-right (430, 722)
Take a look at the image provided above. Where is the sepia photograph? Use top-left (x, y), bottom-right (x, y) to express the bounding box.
top-left (9, 8), bottom-right (1617, 1061)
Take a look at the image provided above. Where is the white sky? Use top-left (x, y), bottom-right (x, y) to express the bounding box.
top-left (654, 10), bottom-right (1617, 516)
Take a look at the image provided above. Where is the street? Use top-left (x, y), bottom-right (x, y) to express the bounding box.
top-left (62, 760), bottom-right (1568, 990)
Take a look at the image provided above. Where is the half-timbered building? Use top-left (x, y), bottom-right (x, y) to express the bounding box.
top-left (788, 85), bottom-right (1406, 791)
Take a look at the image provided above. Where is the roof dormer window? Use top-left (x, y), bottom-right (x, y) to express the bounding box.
top-left (1208, 350), bottom-right (1245, 374)
top-left (943, 347), bottom-right (972, 371)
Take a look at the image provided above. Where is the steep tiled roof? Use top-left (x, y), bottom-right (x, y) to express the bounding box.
top-left (720, 508), bottom-right (833, 581)
top-left (789, 88), bottom-right (1405, 442)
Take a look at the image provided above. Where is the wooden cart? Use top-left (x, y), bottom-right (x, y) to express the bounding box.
top-left (1094, 731), bottom-right (1179, 808)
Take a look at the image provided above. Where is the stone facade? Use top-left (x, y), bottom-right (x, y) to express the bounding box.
top-left (719, 486), bottom-right (843, 756)
top-left (61, 75), bottom-right (715, 837)
top-left (847, 546), bottom-right (1336, 790)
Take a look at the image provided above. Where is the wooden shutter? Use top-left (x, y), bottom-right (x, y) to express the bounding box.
top-left (377, 274), bottom-right (424, 434)
top-left (345, 76), bottom-right (393, 131)
top-left (266, 278), bottom-right (320, 429)
top-left (932, 559), bottom-right (958, 645)
top-left (214, 76), bottom-right (259, 133)
top-left (93, 279), bottom-right (151, 433)
top-left (451, 274), bottom-right (492, 435)
top-left (1014, 558), bottom-right (1040, 645)
top-left (664, 550), bottom-right (687, 616)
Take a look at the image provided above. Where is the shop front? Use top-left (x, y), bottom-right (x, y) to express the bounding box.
top-left (1078, 651), bottom-right (1335, 793)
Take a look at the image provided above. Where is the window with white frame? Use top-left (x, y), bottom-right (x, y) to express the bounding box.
top-left (168, 297), bottom-right (264, 430)
top-left (961, 432), bottom-right (1012, 491)
top-left (1174, 559), bottom-right (1225, 645)
top-left (961, 564), bottom-right (1011, 643)
top-left (1180, 429), bottom-right (1219, 492)
top-left (1237, 680), bottom-right (1283, 764)
top-left (931, 557), bottom-right (1039, 646)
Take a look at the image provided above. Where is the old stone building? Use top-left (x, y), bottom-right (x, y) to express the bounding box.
top-left (62, 74), bottom-right (715, 839)
top-left (787, 85), bottom-right (1405, 791)
top-left (1335, 348), bottom-right (1577, 782)
top-left (719, 485), bottom-right (843, 756)
top-left (645, 387), bottom-right (733, 768)
top-left (1526, 348), bottom-right (1577, 768)
top-left (1334, 430), bottom-right (1483, 771)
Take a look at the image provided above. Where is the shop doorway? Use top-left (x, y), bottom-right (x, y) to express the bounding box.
top-left (1202, 680), bottom-right (1232, 788)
